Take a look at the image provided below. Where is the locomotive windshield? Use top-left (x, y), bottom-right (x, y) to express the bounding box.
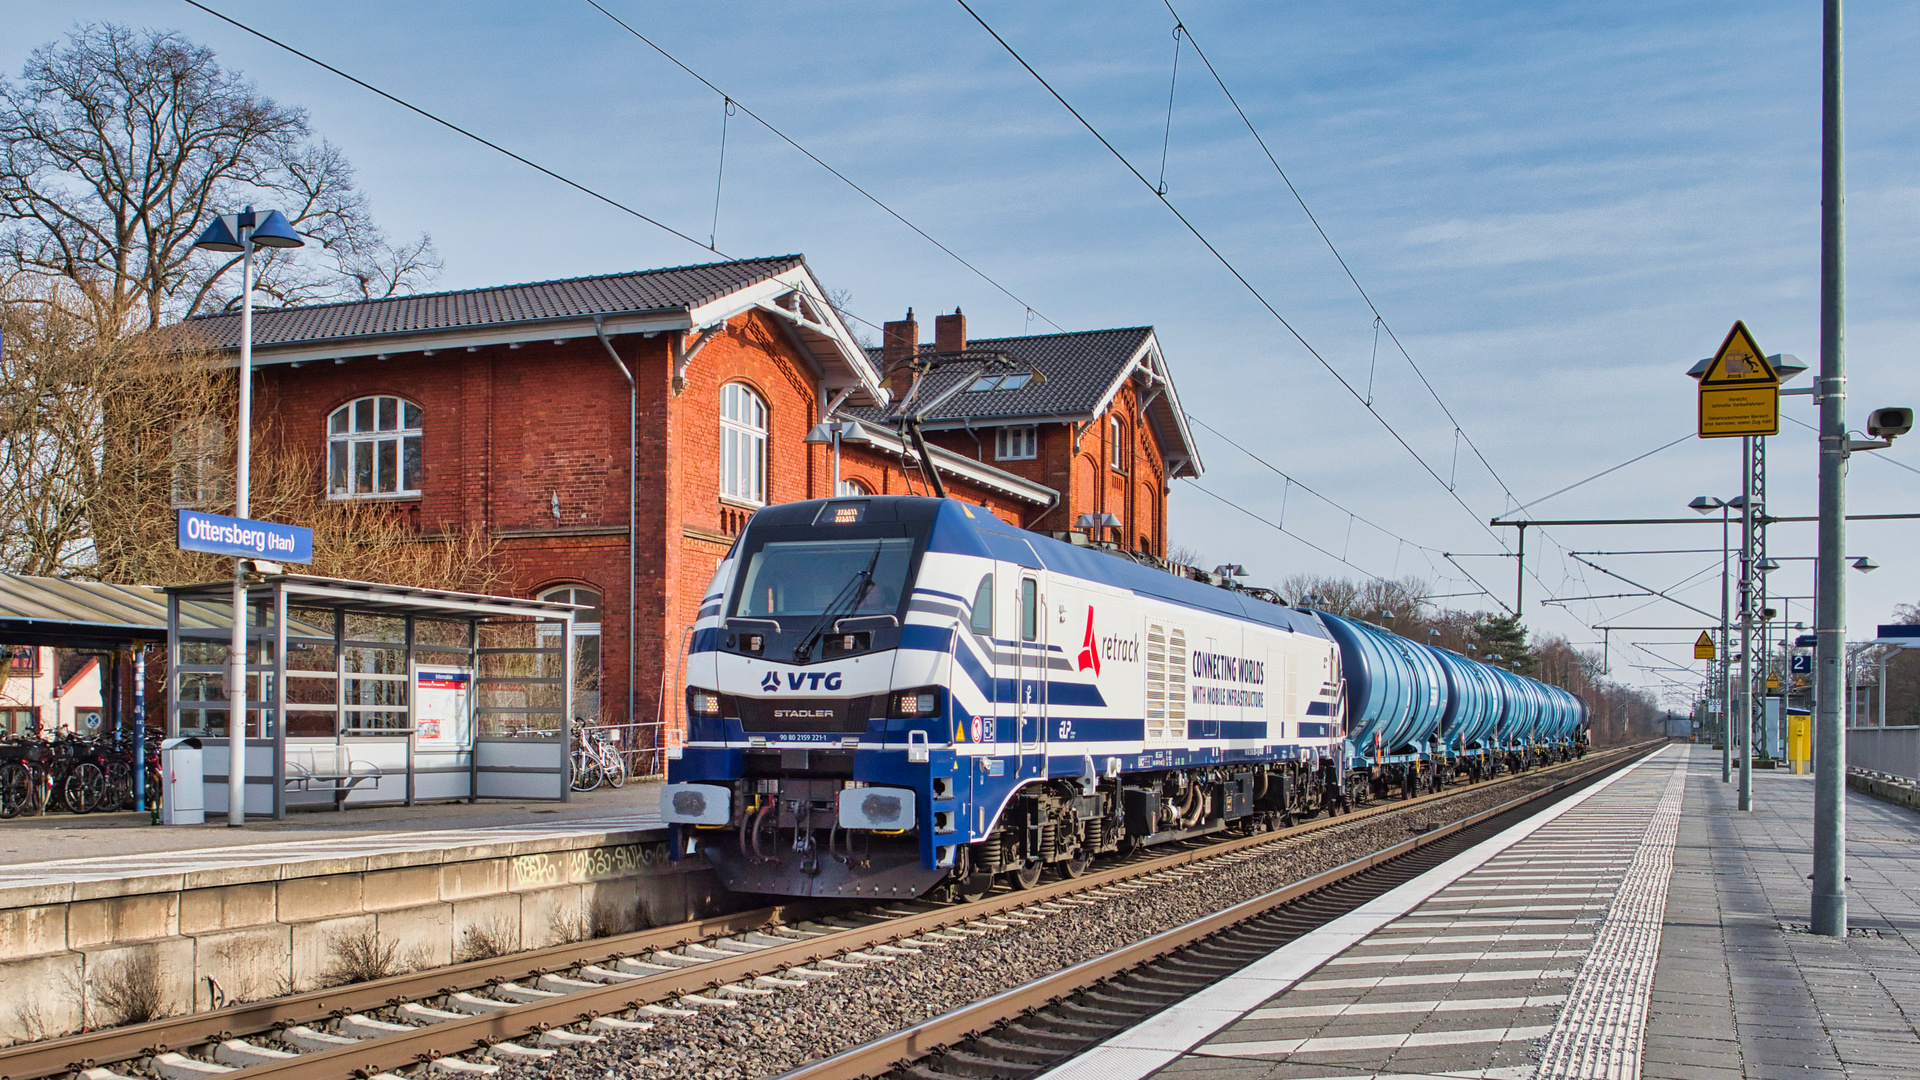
top-left (733, 538), bottom-right (916, 619)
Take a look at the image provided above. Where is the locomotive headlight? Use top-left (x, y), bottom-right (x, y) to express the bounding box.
top-left (889, 687), bottom-right (943, 718)
top-left (688, 688), bottom-right (725, 717)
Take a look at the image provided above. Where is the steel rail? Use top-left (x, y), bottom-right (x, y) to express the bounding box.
top-left (0, 905), bottom-right (813, 1080)
top-left (772, 744), bottom-right (1653, 1080)
top-left (0, 746), bottom-right (1634, 1080)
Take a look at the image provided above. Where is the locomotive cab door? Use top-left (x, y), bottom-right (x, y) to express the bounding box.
top-left (1013, 571), bottom-right (1047, 760)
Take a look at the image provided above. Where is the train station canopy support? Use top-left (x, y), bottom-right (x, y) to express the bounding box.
top-left (0, 573), bottom-right (200, 810)
top-left (164, 574), bottom-right (581, 820)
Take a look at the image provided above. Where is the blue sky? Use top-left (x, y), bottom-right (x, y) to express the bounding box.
top-left (10, 1), bottom-right (1918, 703)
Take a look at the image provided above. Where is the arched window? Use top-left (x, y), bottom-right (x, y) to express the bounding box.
top-left (1109, 416), bottom-right (1126, 471)
top-left (836, 477), bottom-right (870, 497)
top-left (540, 587), bottom-right (603, 722)
top-left (719, 383), bottom-right (767, 505)
top-left (328, 395), bottom-right (421, 497)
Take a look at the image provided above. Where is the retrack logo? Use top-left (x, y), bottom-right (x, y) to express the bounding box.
top-left (1077, 606), bottom-right (1100, 677)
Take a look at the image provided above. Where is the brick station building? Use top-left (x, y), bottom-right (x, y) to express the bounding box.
top-left (186, 255), bottom-right (1201, 736)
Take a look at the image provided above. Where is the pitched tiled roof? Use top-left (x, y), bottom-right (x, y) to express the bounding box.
top-left (857, 326), bottom-right (1153, 422)
top-left (181, 255), bottom-right (807, 350)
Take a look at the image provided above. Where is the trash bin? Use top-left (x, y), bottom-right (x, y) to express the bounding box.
top-left (160, 737), bottom-right (205, 825)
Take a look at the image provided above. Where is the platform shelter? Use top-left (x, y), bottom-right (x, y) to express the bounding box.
top-left (164, 574), bottom-right (581, 819)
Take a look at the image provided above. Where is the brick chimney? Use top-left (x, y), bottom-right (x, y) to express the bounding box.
top-left (934, 308), bottom-right (967, 355)
top-left (883, 308), bottom-right (919, 402)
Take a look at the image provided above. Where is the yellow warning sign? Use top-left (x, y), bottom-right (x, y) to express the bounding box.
top-left (1694, 632), bottom-right (1716, 660)
top-left (1697, 321), bottom-right (1779, 438)
top-left (1766, 672), bottom-right (1782, 692)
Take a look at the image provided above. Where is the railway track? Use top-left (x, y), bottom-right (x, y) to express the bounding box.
top-left (0, 746), bottom-right (1643, 1080)
top-left (780, 744), bottom-right (1654, 1080)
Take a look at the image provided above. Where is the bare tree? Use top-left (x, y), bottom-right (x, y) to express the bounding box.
top-left (0, 281), bottom-right (498, 589)
top-left (0, 23), bottom-right (438, 340)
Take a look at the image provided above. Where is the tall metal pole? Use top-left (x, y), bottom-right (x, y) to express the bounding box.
top-left (1515, 523), bottom-right (1526, 617)
top-left (1738, 437), bottom-right (1755, 811)
top-left (1721, 505), bottom-right (1732, 783)
top-left (1811, 0), bottom-right (1849, 938)
top-left (229, 222), bottom-right (254, 827)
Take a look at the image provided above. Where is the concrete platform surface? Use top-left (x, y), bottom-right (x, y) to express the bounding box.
top-left (1039, 743), bottom-right (1920, 1080)
top-left (0, 780), bottom-right (664, 891)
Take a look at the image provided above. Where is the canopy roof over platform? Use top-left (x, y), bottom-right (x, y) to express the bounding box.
top-left (0, 573), bottom-right (232, 648)
top-left (164, 574), bottom-right (583, 621)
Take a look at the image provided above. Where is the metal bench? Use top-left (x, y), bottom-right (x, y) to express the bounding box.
top-left (285, 749), bottom-right (383, 809)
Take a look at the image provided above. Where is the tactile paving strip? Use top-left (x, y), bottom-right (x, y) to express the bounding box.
top-left (1531, 762), bottom-right (1688, 1078)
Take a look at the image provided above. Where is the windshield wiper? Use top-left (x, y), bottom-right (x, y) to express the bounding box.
top-left (794, 542), bottom-right (884, 663)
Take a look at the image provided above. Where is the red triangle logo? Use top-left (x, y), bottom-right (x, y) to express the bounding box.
top-left (1077, 607), bottom-right (1101, 676)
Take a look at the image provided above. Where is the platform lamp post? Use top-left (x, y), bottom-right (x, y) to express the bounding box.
top-left (1690, 495), bottom-right (1735, 784)
top-left (192, 207), bottom-right (305, 826)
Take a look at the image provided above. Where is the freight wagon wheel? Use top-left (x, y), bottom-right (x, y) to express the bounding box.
top-left (1006, 863), bottom-right (1044, 890)
top-left (1058, 854), bottom-right (1091, 879)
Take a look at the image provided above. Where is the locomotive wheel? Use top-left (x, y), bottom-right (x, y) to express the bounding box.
top-left (956, 873), bottom-right (993, 902)
top-left (1007, 863), bottom-right (1044, 890)
top-left (1059, 854), bottom-right (1091, 879)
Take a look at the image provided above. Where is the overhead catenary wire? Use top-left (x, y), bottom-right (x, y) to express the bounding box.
top-left (1159, 0), bottom-right (1521, 510)
top-left (179, 0), bottom-right (722, 257)
top-left (1183, 412), bottom-right (1449, 562)
top-left (583, 0), bottom-right (1066, 332)
top-left (1500, 433), bottom-right (1694, 519)
top-left (951, 0), bottom-right (1517, 557)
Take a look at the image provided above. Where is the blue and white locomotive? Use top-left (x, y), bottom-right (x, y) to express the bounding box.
top-left (661, 495), bottom-right (1587, 899)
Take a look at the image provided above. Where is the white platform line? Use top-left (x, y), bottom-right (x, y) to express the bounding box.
top-left (1407, 904), bottom-right (1602, 915)
top-left (1194, 1023), bottom-right (1553, 1058)
top-left (1031, 748), bottom-right (1670, 1080)
top-left (1357, 933), bottom-right (1592, 946)
top-left (1297, 968), bottom-right (1578, 991)
top-left (1247, 994), bottom-right (1567, 1020)
top-left (1325, 949), bottom-right (1587, 966)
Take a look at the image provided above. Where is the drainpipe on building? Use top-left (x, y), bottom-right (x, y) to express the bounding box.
top-left (593, 317), bottom-right (639, 736)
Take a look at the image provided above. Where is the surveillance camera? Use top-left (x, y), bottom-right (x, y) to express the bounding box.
top-left (1868, 407), bottom-right (1913, 439)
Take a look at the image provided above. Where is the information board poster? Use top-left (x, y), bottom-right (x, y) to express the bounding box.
top-left (414, 667), bottom-right (472, 748)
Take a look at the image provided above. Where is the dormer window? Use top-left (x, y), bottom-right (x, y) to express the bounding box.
top-left (328, 396), bottom-right (422, 497)
top-left (966, 372), bottom-right (1032, 392)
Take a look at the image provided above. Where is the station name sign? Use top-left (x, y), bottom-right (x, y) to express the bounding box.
top-left (177, 509), bottom-right (313, 563)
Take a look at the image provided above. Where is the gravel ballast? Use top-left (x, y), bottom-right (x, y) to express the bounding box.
top-left (502, 760), bottom-right (1611, 1080)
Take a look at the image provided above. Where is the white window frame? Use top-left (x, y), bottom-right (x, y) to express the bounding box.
top-left (328, 395), bottom-right (422, 498)
top-left (1109, 416), bottom-right (1125, 471)
top-left (720, 383), bottom-right (768, 505)
top-left (836, 477), bottom-right (871, 497)
top-left (538, 587), bottom-right (602, 722)
top-left (995, 425), bottom-right (1037, 461)
top-left (171, 418), bottom-right (226, 508)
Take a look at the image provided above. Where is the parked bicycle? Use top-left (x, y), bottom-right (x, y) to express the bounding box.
top-left (568, 722), bottom-right (629, 792)
top-left (0, 729), bottom-right (155, 817)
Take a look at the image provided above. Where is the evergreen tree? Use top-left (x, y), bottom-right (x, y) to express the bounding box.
top-left (1472, 613), bottom-right (1536, 675)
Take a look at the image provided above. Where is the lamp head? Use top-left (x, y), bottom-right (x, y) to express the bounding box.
top-left (1758, 557), bottom-right (1780, 572)
top-left (192, 215), bottom-right (244, 253)
top-left (1688, 495), bottom-right (1724, 514)
top-left (1853, 556), bottom-right (1879, 573)
top-left (247, 209), bottom-right (305, 249)
top-left (193, 207), bottom-right (305, 252)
